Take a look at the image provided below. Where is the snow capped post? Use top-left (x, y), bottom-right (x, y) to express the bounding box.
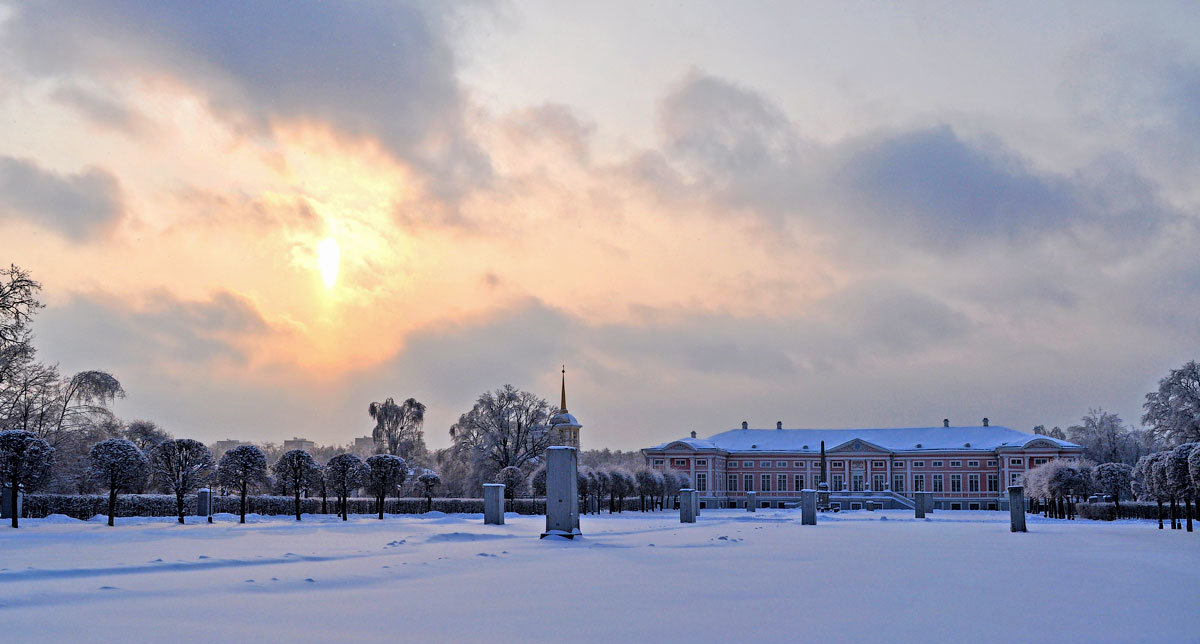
top-left (746, 491), bottom-right (756, 512)
top-left (484, 483), bottom-right (505, 525)
top-left (800, 489), bottom-right (816, 525)
top-left (540, 447), bottom-right (581, 539)
top-left (1008, 485), bottom-right (1027, 533)
top-left (692, 487), bottom-right (700, 517)
top-left (197, 488), bottom-right (213, 523)
top-left (915, 493), bottom-right (925, 519)
top-left (916, 491), bottom-right (933, 515)
top-left (679, 488), bottom-right (696, 523)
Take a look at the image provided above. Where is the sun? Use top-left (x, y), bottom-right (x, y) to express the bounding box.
top-left (317, 237), bottom-right (340, 288)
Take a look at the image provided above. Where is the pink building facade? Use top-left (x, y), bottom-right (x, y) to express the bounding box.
top-left (643, 421), bottom-right (1083, 511)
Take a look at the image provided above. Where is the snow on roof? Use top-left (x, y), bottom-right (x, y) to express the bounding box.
top-left (649, 426), bottom-right (1079, 453)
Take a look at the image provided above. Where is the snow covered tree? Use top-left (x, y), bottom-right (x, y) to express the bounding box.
top-left (326, 453), bottom-right (366, 521)
top-left (497, 465), bottom-right (524, 511)
top-left (449, 385), bottom-right (554, 478)
top-left (272, 449), bottom-right (320, 521)
top-left (149, 438), bottom-right (214, 525)
top-left (1143, 361), bottom-right (1200, 447)
top-left (1093, 462), bottom-right (1133, 513)
top-left (0, 429), bottom-right (54, 527)
top-left (368, 397), bottom-right (427, 460)
top-left (417, 471), bottom-right (440, 512)
top-left (123, 419), bottom-right (171, 452)
top-left (364, 454), bottom-right (407, 519)
top-left (609, 469), bottom-right (634, 513)
top-left (1189, 444), bottom-right (1200, 502)
top-left (87, 438), bottom-right (148, 526)
top-left (1165, 444), bottom-right (1196, 532)
top-left (634, 469), bottom-right (664, 511)
top-left (577, 467), bottom-right (592, 513)
top-left (216, 445), bottom-right (269, 524)
top-left (527, 464), bottom-right (547, 497)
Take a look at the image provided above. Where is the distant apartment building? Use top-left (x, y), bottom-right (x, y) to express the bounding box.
top-left (283, 437), bottom-right (316, 451)
top-left (211, 439), bottom-right (248, 458)
top-left (354, 436), bottom-right (376, 454)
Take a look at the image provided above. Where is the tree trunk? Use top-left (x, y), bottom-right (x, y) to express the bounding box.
top-left (294, 488), bottom-right (302, 521)
top-left (321, 480), bottom-right (327, 514)
top-left (240, 481), bottom-right (247, 524)
top-left (425, 494), bottom-right (432, 513)
top-left (1113, 493), bottom-right (1120, 517)
top-left (1186, 499), bottom-right (1194, 533)
top-left (377, 493), bottom-right (385, 520)
top-left (108, 485), bottom-right (117, 527)
top-left (342, 492), bottom-right (348, 521)
top-left (1170, 498), bottom-right (1178, 529)
top-left (1157, 501), bottom-right (1164, 529)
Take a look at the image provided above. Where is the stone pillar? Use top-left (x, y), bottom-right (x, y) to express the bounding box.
top-left (692, 489), bottom-right (701, 517)
top-left (0, 485), bottom-right (22, 519)
top-left (746, 491), bottom-right (757, 512)
top-left (541, 447), bottom-right (581, 539)
top-left (197, 488), bottom-right (213, 523)
top-left (800, 489), bottom-right (816, 525)
top-left (483, 483), bottom-right (505, 525)
top-left (1008, 485), bottom-right (1027, 533)
top-left (915, 495), bottom-right (925, 519)
top-left (679, 489), bottom-right (697, 523)
top-left (916, 491), bottom-right (933, 516)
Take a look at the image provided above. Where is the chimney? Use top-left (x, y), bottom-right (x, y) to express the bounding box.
top-left (776, 421), bottom-right (783, 430)
top-left (943, 418), bottom-right (949, 428)
top-left (982, 417), bottom-right (989, 427)
top-left (741, 420), bottom-right (748, 430)
top-left (690, 430), bottom-right (697, 438)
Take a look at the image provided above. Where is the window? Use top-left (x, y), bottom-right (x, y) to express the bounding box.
top-left (794, 461), bottom-right (804, 467)
top-left (672, 459), bottom-right (688, 466)
top-left (913, 461), bottom-right (925, 468)
top-left (967, 460), bottom-right (979, 467)
top-left (913, 474), bottom-right (925, 492)
top-left (744, 474), bottom-right (754, 492)
top-left (968, 474), bottom-right (980, 492)
top-left (987, 474), bottom-right (999, 492)
top-left (778, 474), bottom-right (787, 492)
top-left (696, 459), bottom-right (708, 466)
top-left (893, 474), bottom-right (904, 493)
top-left (1010, 458), bottom-right (1023, 467)
top-left (951, 474), bottom-right (962, 492)
top-left (728, 474), bottom-right (738, 492)
top-left (852, 473), bottom-right (865, 491)
top-left (831, 461), bottom-right (844, 468)
top-left (987, 460), bottom-right (997, 467)
top-left (776, 461), bottom-right (788, 468)
top-left (729, 461), bottom-right (738, 469)
top-left (794, 474), bottom-right (804, 491)
top-left (872, 460), bottom-right (886, 468)
top-left (696, 473), bottom-right (707, 492)
top-left (932, 461), bottom-right (944, 467)
top-left (762, 461), bottom-right (772, 468)
top-left (1010, 473), bottom-right (1021, 486)
top-left (873, 474), bottom-right (886, 490)
top-left (949, 460), bottom-right (962, 467)
top-left (1033, 458), bottom-right (1048, 466)
top-left (652, 459), bottom-right (664, 465)
top-left (743, 461), bottom-right (753, 468)
top-left (933, 474), bottom-right (944, 492)
top-left (832, 474), bottom-right (844, 490)
top-left (761, 474), bottom-right (772, 492)
top-left (893, 461), bottom-right (905, 468)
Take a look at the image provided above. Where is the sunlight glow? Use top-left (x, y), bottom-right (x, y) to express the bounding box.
top-left (317, 237), bottom-right (340, 288)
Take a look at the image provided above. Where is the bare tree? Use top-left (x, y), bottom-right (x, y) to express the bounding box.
top-left (1143, 361), bottom-right (1200, 447)
top-left (150, 439), bottom-right (214, 524)
top-left (217, 445), bottom-right (269, 524)
top-left (368, 397), bottom-right (426, 460)
top-left (0, 265), bottom-right (42, 411)
top-left (417, 471), bottom-right (440, 512)
top-left (0, 429), bottom-right (54, 528)
top-left (449, 385), bottom-right (553, 486)
top-left (123, 420), bottom-right (172, 452)
top-left (87, 438), bottom-right (148, 526)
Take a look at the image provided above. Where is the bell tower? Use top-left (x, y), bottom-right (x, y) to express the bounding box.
top-left (547, 366), bottom-right (581, 448)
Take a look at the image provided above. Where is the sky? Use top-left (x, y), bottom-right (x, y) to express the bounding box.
top-left (2, 1), bottom-right (1199, 450)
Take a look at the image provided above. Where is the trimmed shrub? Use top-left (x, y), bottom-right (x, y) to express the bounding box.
top-left (1078, 501), bottom-right (1166, 521)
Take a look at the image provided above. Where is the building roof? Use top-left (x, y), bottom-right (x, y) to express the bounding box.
top-left (649, 426), bottom-right (1080, 453)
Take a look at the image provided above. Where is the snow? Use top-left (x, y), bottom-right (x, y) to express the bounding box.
top-left (1, 509), bottom-right (1195, 643)
top-left (654, 425), bottom-right (1080, 452)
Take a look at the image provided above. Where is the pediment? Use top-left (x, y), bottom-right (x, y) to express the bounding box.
top-left (662, 441), bottom-right (697, 451)
top-left (828, 438), bottom-right (891, 454)
top-left (1022, 438), bottom-right (1059, 450)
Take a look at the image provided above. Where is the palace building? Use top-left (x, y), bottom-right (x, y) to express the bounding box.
top-left (643, 419), bottom-right (1083, 511)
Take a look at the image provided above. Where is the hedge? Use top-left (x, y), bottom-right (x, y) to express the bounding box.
top-left (1077, 501), bottom-right (1191, 521)
top-left (20, 494), bottom-right (647, 520)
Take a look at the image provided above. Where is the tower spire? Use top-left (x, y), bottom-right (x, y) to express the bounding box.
top-left (559, 365), bottom-right (568, 413)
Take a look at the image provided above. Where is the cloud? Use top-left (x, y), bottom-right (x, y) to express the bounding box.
top-left (0, 156), bottom-right (124, 241)
top-left (4, 0), bottom-right (492, 201)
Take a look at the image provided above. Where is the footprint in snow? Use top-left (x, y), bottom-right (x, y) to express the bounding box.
top-left (99, 586), bottom-right (118, 591)
top-left (270, 577), bottom-right (279, 582)
top-left (149, 558), bottom-right (163, 563)
top-left (717, 535), bottom-right (729, 541)
top-left (304, 578), bottom-right (315, 583)
top-left (198, 555), bottom-right (210, 559)
top-left (648, 543), bottom-right (655, 547)
top-left (476, 552), bottom-right (496, 557)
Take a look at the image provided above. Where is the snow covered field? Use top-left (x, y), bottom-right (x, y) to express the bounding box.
top-left (2, 509), bottom-right (1196, 643)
